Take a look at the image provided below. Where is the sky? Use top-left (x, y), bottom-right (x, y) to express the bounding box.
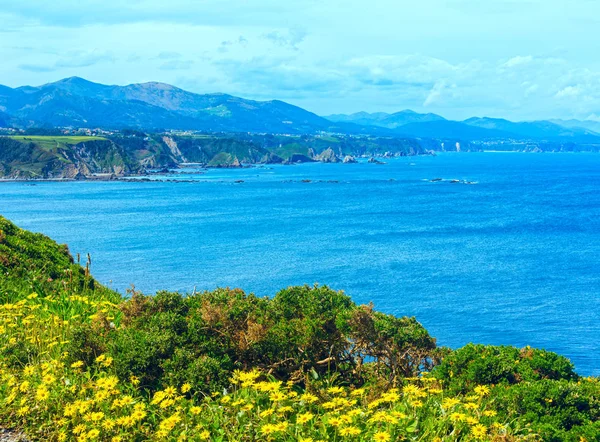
top-left (1, 0), bottom-right (600, 121)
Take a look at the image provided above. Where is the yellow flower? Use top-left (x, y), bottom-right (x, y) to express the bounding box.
top-left (471, 424), bottom-right (487, 439)
top-left (340, 426), bottom-right (361, 436)
top-left (35, 386), bottom-right (50, 401)
top-left (327, 386), bottom-right (345, 395)
top-left (260, 408), bottom-right (275, 418)
top-left (269, 391), bottom-right (287, 402)
top-left (164, 386), bottom-right (178, 397)
top-left (328, 417), bottom-right (343, 427)
top-left (373, 431), bottom-right (391, 442)
top-left (71, 361), bottom-right (85, 369)
top-left (297, 412), bottom-right (315, 424)
top-left (87, 429), bottom-right (100, 439)
top-left (483, 410), bottom-right (497, 417)
top-left (442, 397), bottom-right (461, 409)
top-left (300, 393), bottom-right (319, 403)
top-left (198, 430), bottom-right (210, 440)
top-left (190, 406), bottom-right (202, 415)
top-left (181, 383), bottom-right (192, 393)
top-left (351, 388), bottom-right (365, 396)
top-left (474, 385), bottom-right (490, 396)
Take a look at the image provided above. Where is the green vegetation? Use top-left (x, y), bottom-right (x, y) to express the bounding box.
top-left (0, 215), bottom-right (598, 441)
top-left (8, 136), bottom-right (107, 149)
top-left (0, 132), bottom-right (433, 178)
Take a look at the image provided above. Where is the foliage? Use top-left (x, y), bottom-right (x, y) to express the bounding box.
top-left (0, 215), bottom-right (599, 441)
top-left (433, 344), bottom-right (577, 394)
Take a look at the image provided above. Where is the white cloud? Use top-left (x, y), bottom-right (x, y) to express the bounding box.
top-left (503, 55), bottom-right (533, 68)
top-left (555, 85), bottom-right (583, 99)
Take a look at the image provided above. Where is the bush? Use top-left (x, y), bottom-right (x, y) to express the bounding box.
top-left (433, 344), bottom-right (577, 394)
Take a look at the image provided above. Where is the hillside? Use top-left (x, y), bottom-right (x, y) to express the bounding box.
top-left (2, 78), bottom-right (600, 148)
top-left (0, 133), bottom-right (433, 178)
top-left (0, 77), bottom-right (347, 134)
top-left (0, 216), bottom-right (599, 441)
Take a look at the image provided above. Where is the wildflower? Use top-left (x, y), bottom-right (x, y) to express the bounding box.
top-left (87, 429), bottom-right (100, 439)
top-left (466, 416), bottom-right (480, 425)
top-left (190, 406), bottom-right (202, 415)
top-left (351, 388), bottom-right (365, 396)
top-left (164, 386), bottom-right (178, 397)
top-left (260, 408), bottom-right (275, 418)
top-left (35, 386), bottom-right (50, 401)
top-left (327, 386), bottom-right (345, 395)
top-left (297, 412), bottom-right (315, 424)
top-left (73, 424), bottom-right (87, 435)
top-left (449, 412), bottom-right (466, 422)
top-left (130, 375), bottom-right (140, 386)
top-left (16, 406), bottom-right (30, 416)
top-left (269, 391), bottom-right (287, 402)
top-left (373, 431), bottom-right (391, 442)
top-left (300, 392), bottom-right (319, 403)
top-left (198, 430), bottom-right (210, 440)
top-left (340, 426), bottom-right (361, 436)
top-left (18, 381), bottom-right (30, 393)
top-left (42, 374), bottom-right (56, 384)
top-left (181, 383), bottom-right (192, 393)
top-left (483, 410), bottom-right (497, 417)
top-left (71, 361), bottom-right (85, 369)
top-left (442, 397), bottom-right (461, 409)
top-left (474, 385), bottom-right (490, 396)
top-left (328, 417), bottom-right (343, 427)
top-left (471, 424), bottom-right (487, 439)
top-left (260, 424), bottom-right (277, 435)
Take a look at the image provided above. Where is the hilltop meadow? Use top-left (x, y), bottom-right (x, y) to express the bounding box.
top-left (0, 215), bottom-right (599, 441)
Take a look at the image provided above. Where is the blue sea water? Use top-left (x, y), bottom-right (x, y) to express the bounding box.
top-left (1, 152), bottom-right (599, 376)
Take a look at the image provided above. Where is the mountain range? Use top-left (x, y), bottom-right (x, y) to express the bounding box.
top-left (1, 77), bottom-right (600, 143)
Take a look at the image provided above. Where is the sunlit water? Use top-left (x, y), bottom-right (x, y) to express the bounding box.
top-left (1, 153), bottom-right (599, 375)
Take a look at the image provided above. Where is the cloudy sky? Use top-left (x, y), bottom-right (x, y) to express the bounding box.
top-left (1, 0), bottom-right (600, 121)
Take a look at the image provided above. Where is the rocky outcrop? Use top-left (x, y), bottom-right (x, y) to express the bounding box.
top-left (343, 155), bottom-right (357, 163)
top-left (285, 154), bottom-right (316, 164)
top-left (368, 157), bottom-right (385, 164)
top-left (315, 147), bottom-right (340, 163)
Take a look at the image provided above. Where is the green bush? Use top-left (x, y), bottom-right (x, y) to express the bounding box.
top-left (433, 343), bottom-right (577, 394)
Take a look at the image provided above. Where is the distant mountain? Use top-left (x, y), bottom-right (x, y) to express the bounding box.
top-left (549, 118), bottom-right (600, 135)
top-left (2, 77), bottom-right (600, 145)
top-left (326, 110), bottom-right (445, 129)
top-left (396, 120), bottom-right (516, 140)
top-left (463, 117), bottom-right (600, 141)
top-left (0, 77), bottom-right (341, 133)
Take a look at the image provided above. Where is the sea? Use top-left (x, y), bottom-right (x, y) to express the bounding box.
top-left (1, 152), bottom-right (599, 376)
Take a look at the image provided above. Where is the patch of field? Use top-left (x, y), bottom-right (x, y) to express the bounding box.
top-left (8, 136), bottom-right (107, 150)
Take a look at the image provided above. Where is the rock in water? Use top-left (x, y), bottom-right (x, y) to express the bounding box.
top-left (343, 155), bottom-right (358, 163)
top-left (315, 147), bottom-right (340, 163)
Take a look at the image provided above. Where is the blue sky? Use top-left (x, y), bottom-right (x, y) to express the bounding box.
top-left (1, 0), bottom-right (600, 121)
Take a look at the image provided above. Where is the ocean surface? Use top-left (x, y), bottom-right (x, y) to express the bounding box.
top-left (1, 153), bottom-right (599, 376)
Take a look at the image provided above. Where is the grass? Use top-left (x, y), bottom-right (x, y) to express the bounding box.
top-left (8, 136), bottom-right (107, 151)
